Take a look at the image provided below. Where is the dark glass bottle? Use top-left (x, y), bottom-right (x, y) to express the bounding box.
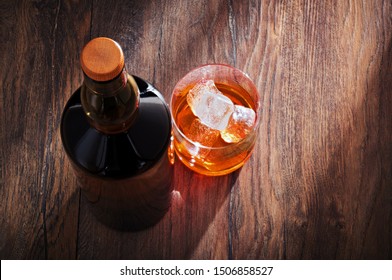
top-left (60, 37), bottom-right (173, 230)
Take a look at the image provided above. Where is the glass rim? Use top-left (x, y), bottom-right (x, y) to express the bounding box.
top-left (170, 63), bottom-right (262, 150)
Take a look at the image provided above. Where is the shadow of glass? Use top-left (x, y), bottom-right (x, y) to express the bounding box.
top-left (167, 160), bottom-right (240, 259)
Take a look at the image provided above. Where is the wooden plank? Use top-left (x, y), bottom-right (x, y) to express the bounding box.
top-left (230, 0), bottom-right (392, 259)
top-left (0, 0), bottom-right (91, 259)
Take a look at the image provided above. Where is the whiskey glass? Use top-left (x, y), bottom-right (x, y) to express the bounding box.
top-left (170, 64), bottom-right (261, 176)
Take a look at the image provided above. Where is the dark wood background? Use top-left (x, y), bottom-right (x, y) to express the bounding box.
top-left (1, 0), bottom-right (391, 259)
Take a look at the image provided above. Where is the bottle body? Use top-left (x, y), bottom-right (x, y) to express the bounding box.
top-left (61, 75), bottom-right (173, 230)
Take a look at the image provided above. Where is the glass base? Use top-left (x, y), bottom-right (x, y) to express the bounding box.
top-left (174, 148), bottom-right (254, 176)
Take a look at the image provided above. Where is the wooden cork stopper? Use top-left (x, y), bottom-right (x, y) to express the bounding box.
top-left (81, 37), bottom-right (125, 81)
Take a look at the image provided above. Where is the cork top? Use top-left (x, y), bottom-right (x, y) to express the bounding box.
top-left (80, 37), bottom-right (125, 82)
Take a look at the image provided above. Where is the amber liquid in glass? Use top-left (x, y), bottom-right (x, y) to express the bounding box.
top-left (61, 76), bottom-right (173, 230)
top-left (172, 82), bottom-right (257, 176)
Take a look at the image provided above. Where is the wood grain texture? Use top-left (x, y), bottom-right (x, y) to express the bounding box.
top-left (230, 0), bottom-right (392, 259)
top-left (1, 0), bottom-right (391, 259)
top-left (0, 0), bottom-right (91, 259)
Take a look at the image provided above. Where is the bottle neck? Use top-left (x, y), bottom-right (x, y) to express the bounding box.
top-left (81, 69), bottom-right (140, 134)
top-left (83, 69), bottom-right (127, 95)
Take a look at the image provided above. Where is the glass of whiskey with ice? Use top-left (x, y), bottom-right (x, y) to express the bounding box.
top-left (170, 64), bottom-right (261, 176)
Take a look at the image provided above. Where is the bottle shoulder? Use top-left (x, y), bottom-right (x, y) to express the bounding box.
top-left (60, 76), bottom-right (171, 178)
top-left (128, 76), bottom-right (171, 160)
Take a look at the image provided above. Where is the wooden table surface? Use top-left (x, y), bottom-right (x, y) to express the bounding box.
top-left (1, 0), bottom-right (391, 260)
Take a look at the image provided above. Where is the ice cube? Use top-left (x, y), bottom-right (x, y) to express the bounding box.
top-left (187, 80), bottom-right (234, 131)
top-left (186, 118), bottom-right (220, 147)
top-left (176, 105), bottom-right (219, 157)
top-left (184, 118), bottom-right (220, 158)
top-left (220, 105), bottom-right (256, 143)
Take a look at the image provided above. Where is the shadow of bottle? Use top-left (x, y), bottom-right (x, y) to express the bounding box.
top-left (75, 153), bottom-right (173, 231)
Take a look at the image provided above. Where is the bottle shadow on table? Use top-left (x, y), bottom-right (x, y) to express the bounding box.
top-left (78, 153), bottom-right (174, 232)
top-left (76, 156), bottom-right (241, 259)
